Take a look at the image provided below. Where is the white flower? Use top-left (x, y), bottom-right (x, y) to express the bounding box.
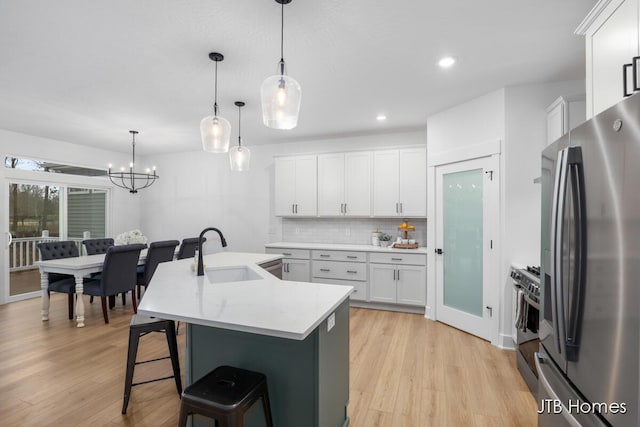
top-left (115, 229), bottom-right (148, 245)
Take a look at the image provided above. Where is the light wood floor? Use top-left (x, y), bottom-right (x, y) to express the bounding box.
top-left (0, 295), bottom-right (537, 426)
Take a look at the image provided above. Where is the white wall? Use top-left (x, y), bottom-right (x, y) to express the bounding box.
top-left (142, 130), bottom-right (427, 254)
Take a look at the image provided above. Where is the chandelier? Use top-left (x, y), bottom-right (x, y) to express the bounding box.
top-left (108, 130), bottom-right (158, 194)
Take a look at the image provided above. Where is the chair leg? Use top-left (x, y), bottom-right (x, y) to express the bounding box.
top-left (67, 294), bottom-right (74, 320)
top-left (100, 297), bottom-right (109, 324)
top-left (165, 322), bottom-right (183, 395)
top-left (262, 390), bottom-right (274, 427)
top-left (122, 292), bottom-right (127, 306)
top-left (176, 321), bottom-right (181, 335)
top-left (109, 295), bottom-right (116, 309)
top-left (131, 290), bottom-right (138, 314)
top-left (122, 326), bottom-right (140, 414)
top-left (177, 405), bottom-right (190, 427)
top-left (90, 295), bottom-right (94, 304)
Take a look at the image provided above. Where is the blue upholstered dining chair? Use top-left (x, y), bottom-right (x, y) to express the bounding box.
top-left (136, 240), bottom-right (179, 298)
top-left (37, 240), bottom-right (80, 320)
top-left (83, 244), bottom-right (145, 324)
top-left (176, 237), bottom-right (205, 260)
top-left (82, 238), bottom-right (114, 255)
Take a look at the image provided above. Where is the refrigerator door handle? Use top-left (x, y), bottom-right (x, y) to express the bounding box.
top-left (551, 148), bottom-right (568, 355)
top-left (565, 148), bottom-right (587, 362)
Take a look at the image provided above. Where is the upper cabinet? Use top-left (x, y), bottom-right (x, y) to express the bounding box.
top-left (545, 96), bottom-right (586, 146)
top-left (577, 0), bottom-right (640, 118)
top-left (373, 148), bottom-right (426, 217)
top-left (274, 155), bottom-right (317, 216)
top-left (317, 152), bottom-right (371, 216)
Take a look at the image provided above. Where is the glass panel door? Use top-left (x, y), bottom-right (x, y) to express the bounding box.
top-left (442, 168), bottom-right (484, 316)
top-left (8, 182), bottom-right (61, 296)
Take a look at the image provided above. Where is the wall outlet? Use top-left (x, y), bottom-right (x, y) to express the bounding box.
top-left (327, 312), bottom-right (336, 332)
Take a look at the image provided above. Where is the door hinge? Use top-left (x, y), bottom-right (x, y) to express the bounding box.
top-left (485, 170), bottom-right (494, 181)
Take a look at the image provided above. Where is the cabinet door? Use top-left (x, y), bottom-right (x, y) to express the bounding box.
top-left (283, 259), bottom-right (310, 282)
top-left (372, 150), bottom-right (400, 216)
top-left (546, 98), bottom-right (566, 145)
top-left (294, 156), bottom-right (317, 216)
top-left (275, 157), bottom-right (296, 216)
top-left (369, 263), bottom-right (397, 303)
top-left (396, 265), bottom-right (426, 306)
top-left (589, 0), bottom-right (639, 116)
top-left (317, 153), bottom-right (345, 216)
top-left (344, 152), bottom-right (371, 216)
top-left (399, 148), bottom-right (426, 217)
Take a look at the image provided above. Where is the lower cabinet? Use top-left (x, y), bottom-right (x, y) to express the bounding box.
top-left (283, 259), bottom-right (310, 282)
top-left (369, 263), bottom-right (426, 306)
top-left (311, 250), bottom-right (367, 301)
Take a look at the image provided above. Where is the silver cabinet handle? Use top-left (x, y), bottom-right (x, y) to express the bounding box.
top-left (347, 270), bottom-right (358, 274)
top-left (397, 269), bottom-right (400, 281)
top-left (344, 203), bottom-right (347, 214)
top-left (346, 255), bottom-right (357, 259)
top-left (391, 258), bottom-right (402, 261)
top-left (320, 254), bottom-right (330, 258)
top-left (282, 252), bottom-right (292, 256)
top-left (393, 269), bottom-right (396, 280)
top-left (399, 202), bottom-right (403, 213)
top-left (295, 204), bottom-right (298, 214)
top-left (395, 202), bottom-right (399, 213)
top-left (320, 268), bottom-right (330, 272)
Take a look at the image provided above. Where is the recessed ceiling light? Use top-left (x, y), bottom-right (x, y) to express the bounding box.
top-left (376, 114), bottom-right (387, 121)
top-left (438, 56), bottom-right (456, 68)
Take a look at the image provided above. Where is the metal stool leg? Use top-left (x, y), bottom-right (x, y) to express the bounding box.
top-left (165, 321), bottom-right (183, 394)
top-left (122, 327), bottom-right (141, 414)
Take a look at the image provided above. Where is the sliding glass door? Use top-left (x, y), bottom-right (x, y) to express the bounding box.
top-left (8, 182), bottom-right (61, 297)
top-left (5, 181), bottom-right (109, 301)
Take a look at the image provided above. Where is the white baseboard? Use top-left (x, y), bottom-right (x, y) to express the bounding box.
top-left (496, 333), bottom-right (517, 350)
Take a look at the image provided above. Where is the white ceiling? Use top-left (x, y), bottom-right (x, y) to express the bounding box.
top-left (0, 0), bottom-right (596, 155)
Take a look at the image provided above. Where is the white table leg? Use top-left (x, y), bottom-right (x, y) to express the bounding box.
top-left (75, 274), bottom-right (85, 328)
top-left (40, 270), bottom-right (49, 321)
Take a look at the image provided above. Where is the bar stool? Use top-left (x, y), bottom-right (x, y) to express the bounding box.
top-left (122, 314), bottom-right (182, 414)
top-left (178, 365), bottom-right (273, 427)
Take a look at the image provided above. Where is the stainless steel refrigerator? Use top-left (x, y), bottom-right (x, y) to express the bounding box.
top-left (538, 93), bottom-right (640, 426)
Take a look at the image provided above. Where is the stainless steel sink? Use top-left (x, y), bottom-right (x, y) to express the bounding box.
top-left (205, 267), bottom-right (263, 283)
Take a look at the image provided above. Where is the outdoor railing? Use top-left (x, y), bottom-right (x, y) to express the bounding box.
top-left (9, 237), bottom-right (85, 272)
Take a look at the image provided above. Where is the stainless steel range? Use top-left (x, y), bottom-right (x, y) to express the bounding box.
top-left (510, 265), bottom-right (540, 394)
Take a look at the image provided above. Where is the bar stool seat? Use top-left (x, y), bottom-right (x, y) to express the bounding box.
top-left (178, 365), bottom-right (273, 427)
top-left (122, 314), bottom-right (182, 414)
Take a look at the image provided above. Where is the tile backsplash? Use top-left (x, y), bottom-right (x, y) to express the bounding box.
top-left (282, 218), bottom-right (426, 246)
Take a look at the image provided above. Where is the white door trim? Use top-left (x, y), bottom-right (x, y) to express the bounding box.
top-left (426, 149), bottom-right (501, 345)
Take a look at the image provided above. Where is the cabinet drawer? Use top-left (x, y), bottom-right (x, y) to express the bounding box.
top-left (369, 252), bottom-right (426, 266)
top-left (266, 247), bottom-right (310, 260)
top-left (312, 261), bottom-right (367, 281)
top-left (311, 277), bottom-right (367, 301)
top-left (311, 250), bottom-right (366, 262)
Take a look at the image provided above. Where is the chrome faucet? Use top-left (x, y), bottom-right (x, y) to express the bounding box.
top-left (197, 227), bottom-right (228, 276)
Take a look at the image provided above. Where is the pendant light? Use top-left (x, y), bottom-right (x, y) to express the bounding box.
top-left (260, 0), bottom-right (301, 130)
top-left (108, 131), bottom-right (158, 194)
top-left (200, 52), bottom-right (231, 153)
top-left (229, 101), bottom-right (251, 171)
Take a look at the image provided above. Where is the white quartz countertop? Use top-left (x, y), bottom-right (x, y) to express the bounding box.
top-left (265, 241), bottom-right (428, 255)
top-left (137, 251), bottom-right (352, 340)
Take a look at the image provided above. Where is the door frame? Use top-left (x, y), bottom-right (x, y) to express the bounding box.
top-left (426, 140), bottom-right (501, 344)
top-left (2, 171), bottom-right (112, 304)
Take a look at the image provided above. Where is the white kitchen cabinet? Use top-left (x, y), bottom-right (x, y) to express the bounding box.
top-left (577, 0), bottom-right (640, 118)
top-left (369, 252), bottom-right (426, 306)
top-left (274, 155), bottom-right (317, 216)
top-left (317, 152), bottom-right (371, 216)
top-left (545, 96), bottom-right (586, 146)
top-left (265, 247), bottom-right (311, 282)
top-left (372, 148), bottom-right (426, 217)
top-left (311, 250), bottom-right (368, 301)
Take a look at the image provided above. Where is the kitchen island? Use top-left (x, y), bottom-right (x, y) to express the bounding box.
top-left (137, 252), bottom-right (352, 427)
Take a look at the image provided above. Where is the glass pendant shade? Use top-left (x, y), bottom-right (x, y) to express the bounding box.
top-left (260, 74), bottom-right (301, 130)
top-left (200, 114), bottom-right (231, 153)
top-left (229, 144), bottom-right (251, 171)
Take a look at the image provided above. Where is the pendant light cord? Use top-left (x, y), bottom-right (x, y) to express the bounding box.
top-left (213, 60), bottom-right (219, 116)
top-left (237, 105), bottom-right (242, 147)
top-left (131, 132), bottom-right (136, 169)
top-left (279, 1), bottom-right (286, 76)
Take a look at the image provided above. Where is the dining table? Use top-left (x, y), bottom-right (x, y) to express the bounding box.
top-left (36, 249), bottom-right (152, 328)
